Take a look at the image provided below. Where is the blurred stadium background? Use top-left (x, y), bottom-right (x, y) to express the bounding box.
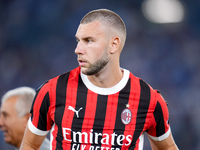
top-left (0, 0), bottom-right (199, 150)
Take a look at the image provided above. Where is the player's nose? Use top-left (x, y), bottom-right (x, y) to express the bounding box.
top-left (75, 41), bottom-right (85, 55)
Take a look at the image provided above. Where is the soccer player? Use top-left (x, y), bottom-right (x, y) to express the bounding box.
top-left (0, 87), bottom-right (50, 150)
top-left (20, 9), bottom-right (178, 150)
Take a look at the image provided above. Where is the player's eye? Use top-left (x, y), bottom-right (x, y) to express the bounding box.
top-left (87, 39), bottom-right (92, 43)
top-left (84, 38), bottom-right (93, 43)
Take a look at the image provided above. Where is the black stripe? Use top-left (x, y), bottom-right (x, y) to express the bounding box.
top-left (112, 79), bottom-right (131, 148)
top-left (71, 75), bottom-right (87, 145)
top-left (154, 101), bottom-right (165, 136)
top-left (38, 92), bottom-right (51, 131)
top-left (30, 93), bottom-right (38, 121)
top-left (30, 81), bottom-right (49, 120)
top-left (55, 73), bottom-right (70, 150)
top-left (129, 79), bottom-right (151, 149)
top-left (92, 94), bottom-right (108, 146)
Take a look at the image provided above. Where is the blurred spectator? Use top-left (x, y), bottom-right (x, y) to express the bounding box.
top-left (0, 87), bottom-right (50, 150)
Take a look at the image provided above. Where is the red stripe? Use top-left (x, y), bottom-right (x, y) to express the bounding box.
top-left (121, 75), bottom-right (141, 149)
top-left (101, 93), bottom-right (119, 148)
top-left (80, 89), bottom-right (98, 149)
top-left (62, 69), bottom-right (79, 149)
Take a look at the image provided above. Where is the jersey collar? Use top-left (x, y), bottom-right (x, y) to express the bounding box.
top-left (80, 68), bottom-right (130, 95)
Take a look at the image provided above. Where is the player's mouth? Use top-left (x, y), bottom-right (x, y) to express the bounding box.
top-left (78, 59), bottom-right (87, 67)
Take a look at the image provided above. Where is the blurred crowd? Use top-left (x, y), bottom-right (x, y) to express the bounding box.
top-left (0, 0), bottom-right (200, 150)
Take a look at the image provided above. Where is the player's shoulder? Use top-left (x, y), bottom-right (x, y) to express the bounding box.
top-left (129, 72), bottom-right (162, 98)
top-left (129, 72), bottom-right (167, 110)
top-left (129, 72), bottom-right (154, 90)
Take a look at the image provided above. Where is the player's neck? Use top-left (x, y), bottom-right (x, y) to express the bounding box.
top-left (87, 66), bottom-right (123, 88)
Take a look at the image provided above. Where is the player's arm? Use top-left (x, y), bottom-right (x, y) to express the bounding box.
top-left (148, 132), bottom-right (178, 150)
top-left (20, 126), bottom-right (46, 150)
top-left (20, 80), bottom-right (51, 150)
top-left (147, 91), bottom-right (178, 150)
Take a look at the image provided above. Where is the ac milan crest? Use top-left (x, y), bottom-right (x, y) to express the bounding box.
top-left (121, 108), bottom-right (132, 125)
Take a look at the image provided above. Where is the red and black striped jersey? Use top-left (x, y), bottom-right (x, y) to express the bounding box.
top-left (28, 67), bottom-right (170, 150)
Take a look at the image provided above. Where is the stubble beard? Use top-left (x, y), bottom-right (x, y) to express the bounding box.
top-left (82, 48), bottom-right (109, 75)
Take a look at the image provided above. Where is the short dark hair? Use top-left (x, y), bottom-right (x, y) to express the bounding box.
top-left (81, 9), bottom-right (126, 44)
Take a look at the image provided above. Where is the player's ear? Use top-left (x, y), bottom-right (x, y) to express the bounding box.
top-left (110, 36), bottom-right (120, 54)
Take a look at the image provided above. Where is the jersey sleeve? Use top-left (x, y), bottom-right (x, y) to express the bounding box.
top-left (147, 91), bottom-right (170, 141)
top-left (28, 81), bottom-right (53, 136)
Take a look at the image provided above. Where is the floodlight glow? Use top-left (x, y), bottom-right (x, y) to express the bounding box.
top-left (142, 0), bottom-right (185, 23)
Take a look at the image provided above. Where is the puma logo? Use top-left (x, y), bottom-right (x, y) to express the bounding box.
top-left (68, 106), bottom-right (83, 118)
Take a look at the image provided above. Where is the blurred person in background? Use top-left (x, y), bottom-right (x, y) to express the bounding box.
top-left (20, 9), bottom-right (178, 150)
top-left (0, 87), bottom-right (50, 150)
